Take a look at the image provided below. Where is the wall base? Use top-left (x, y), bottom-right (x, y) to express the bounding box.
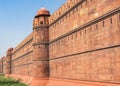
top-left (4, 75), bottom-right (120, 86)
top-left (30, 78), bottom-right (49, 86)
top-left (47, 78), bottom-right (120, 86)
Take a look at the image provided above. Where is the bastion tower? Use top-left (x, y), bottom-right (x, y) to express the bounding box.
top-left (5, 48), bottom-right (13, 76)
top-left (32, 7), bottom-right (50, 86)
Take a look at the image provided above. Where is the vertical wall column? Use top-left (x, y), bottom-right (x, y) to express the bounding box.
top-left (5, 48), bottom-right (13, 76)
top-left (1, 57), bottom-right (5, 74)
top-left (31, 7), bottom-right (50, 86)
top-left (33, 28), bottom-right (49, 78)
top-left (1, 58), bottom-right (3, 73)
top-left (0, 59), bottom-right (2, 73)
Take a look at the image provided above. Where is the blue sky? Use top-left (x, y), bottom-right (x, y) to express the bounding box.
top-left (0, 0), bottom-right (66, 58)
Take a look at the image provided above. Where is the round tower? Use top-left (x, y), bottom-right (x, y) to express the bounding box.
top-left (1, 56), bottom-right (5, 74)
top-left (32, 7), bottom-right (50, 86)
top-left (5, 48), bottom-right (13, 76)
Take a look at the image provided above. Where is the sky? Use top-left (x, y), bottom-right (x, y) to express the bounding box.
top-left (0, 0), bottom-right (66, 58)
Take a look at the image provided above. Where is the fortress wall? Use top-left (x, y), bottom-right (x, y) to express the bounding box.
top-left (49, 12), bottom-right (120, 59)
top-left (0, 0), bottom-right (119, 85)
top-left (49, 0), bottom-right (120, 84)
top-left (2, 57), bottom-right (6, 74)
top-left (49, 0), bottom-right (81, 24)
top-left (11, 33), bottom-right (33, 77)
top-left (0, 60), bottom-right (2, 73)
top-left (50, 46), bottom-right (120, 84)
top-left (49, 12), bottom-right (120, 84)
top-left (49, 0), bottom-right (120, 41)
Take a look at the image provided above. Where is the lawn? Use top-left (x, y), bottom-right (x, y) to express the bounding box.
top-left (0, 74), bottom-right (27, 86)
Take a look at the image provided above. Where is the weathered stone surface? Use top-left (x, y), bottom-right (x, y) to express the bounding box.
top-left (0, 0), bottom-right (120, 86)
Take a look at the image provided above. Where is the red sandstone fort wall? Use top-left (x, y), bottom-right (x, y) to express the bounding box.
top-left (49, 0), bottom-right (120, 41)
top-left (0, 0), bottom-right (120, 86)
top-left (0, 59), bottom-right (2, 73)
top-left (2, 57), bottom-right (6, 74)
top-left (11, 33), bottom-right (33, 80)
top-left (49, 0), bottom-right (120, 84)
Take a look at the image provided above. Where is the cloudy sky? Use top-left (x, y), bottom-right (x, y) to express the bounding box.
top-left (0, 0), bottom-right (66, 58)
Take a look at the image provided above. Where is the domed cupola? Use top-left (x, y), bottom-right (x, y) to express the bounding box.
top-left (35, 7), bottom-right (50, 18)
top-left (33, 7), bottom-right (50, 28)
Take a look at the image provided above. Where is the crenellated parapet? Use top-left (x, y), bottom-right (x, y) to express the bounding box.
top-left (12, 33), bottom-right (33, 54)
top-left (49, 0), bottom-right (82, 24)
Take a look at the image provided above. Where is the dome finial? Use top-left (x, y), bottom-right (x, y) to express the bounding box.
top-left (41, 6), bottom-right (45, 9)
top-left (35, 7), bottom-right (50, 18)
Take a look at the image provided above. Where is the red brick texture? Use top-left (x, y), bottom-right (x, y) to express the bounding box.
top-left (0, 0), bottom-right (120, 86)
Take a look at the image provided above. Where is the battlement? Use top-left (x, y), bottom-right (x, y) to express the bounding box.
top-left (49, 0), bottom-right (82, 24)
top-left (12, 32), bottom-right (33, 54)
top-left (0, 0), bottom-right (120, 86)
